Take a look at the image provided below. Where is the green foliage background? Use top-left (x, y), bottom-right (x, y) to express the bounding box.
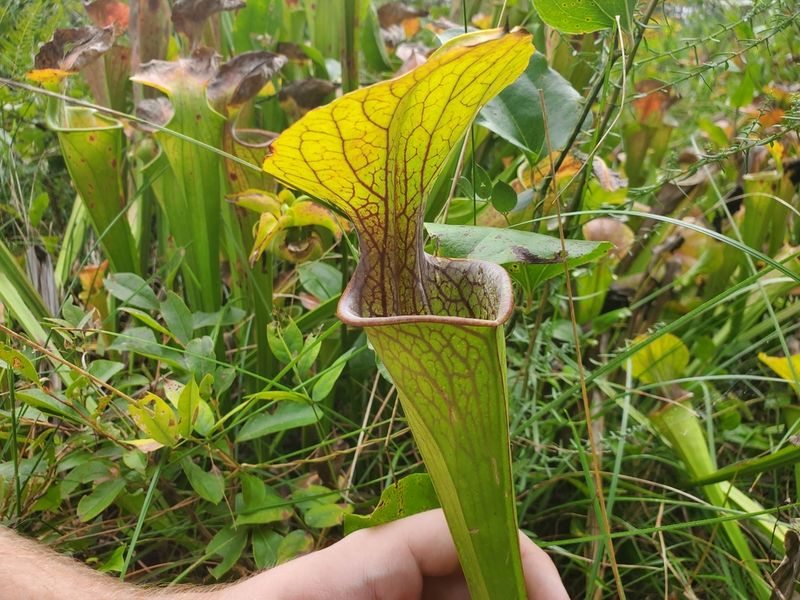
top-left (1, 0), bottom-right (800, 598)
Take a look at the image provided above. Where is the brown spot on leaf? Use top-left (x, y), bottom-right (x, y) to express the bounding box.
top-left (511, 246), bottom-right (565, 264)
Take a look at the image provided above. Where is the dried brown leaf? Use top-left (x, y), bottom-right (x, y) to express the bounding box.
top-left (132, 46), bottom-right (218, 95)
top-left (377, 2), bottom-right (428, 28)
top-left (135, 97), bottom-right (175, 129)
top-left (33, 26), bottom-right (115, 72)
top-left (207, 51), bottom-right (287, 111)
top-left (172, 0), bottom-right (246, 47)
top-left (278, 78), bottom-right (336, 119)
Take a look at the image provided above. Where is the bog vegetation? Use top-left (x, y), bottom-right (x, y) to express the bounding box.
top-left (1, 0), bottom-right (799, 598)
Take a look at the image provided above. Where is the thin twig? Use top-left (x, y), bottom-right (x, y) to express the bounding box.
top-left (538, 88), bottom-right (626, 599)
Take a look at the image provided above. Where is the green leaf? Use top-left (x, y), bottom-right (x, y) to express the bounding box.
top-left (344, 473), bottom-right (439, 535)
top-left (178, 377), bottom-right (200, 438)
top-left (628, 333), bottom-right (690, 385)
top-left (118, 307), bottom-right (172, 338)
top-left (297, 334), bottom-right (321, 376)
top-left (236, 401), bottom-right (321, 442)
top-left (108, 327), bottom-right (183, 365)
top-left (0, 342), bottom-right (38, 383)
top-left (533, 0), bottom-right (636, 33)
top-left (181, 458), bottom-right (225, 505)
top-left (29, 191), bottom-right (49, 228)
top-left (298, 261), bottom-right (343, 301)
top-left (245, 390), bottom-right (312, 403)
top-left (236, 473), bottom-right (292, 526)
top-left (311, 359), bottom-right (346, 402)
top-left (16, 388), bottom-right (80, 422)
top-left (77, 479), bottom-right (126, 522)
top-left (98, 544), bottom-right (126, 573)
top-left (477, 52), bottom-right (584, 160)
top-left (105, 273), bottom-right (159, 310)
top-left (490, 181), bottom-right (518, 214)
top-left (276, 530), bottom-right (313, 565)
top-left (161, 291), bottom-right (194, 345)
top-left (472, 165), bottom-right (493, 200)
top-left (207, 526), bottom-right (248, 579)
top-left (129, 393), bottom-right (178, 447)
top-left (424, 223), bottom-right (612, 291)
top-left (252, 528), bottom-right (282, 570)
top-left (304, 502), bottom-right (352, 528)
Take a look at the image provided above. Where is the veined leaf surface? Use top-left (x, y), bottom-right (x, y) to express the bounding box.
top-left (264, 29), bottom-right (534, 317)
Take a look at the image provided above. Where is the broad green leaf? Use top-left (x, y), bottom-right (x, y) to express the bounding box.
top-left (236, 401), bottom-right (321, 442)
top-left (344, 473), bottom-right (439, 535)
top-left (236, 473), bottom-right (292, 526)
top-left (16, 388), bottom-right (81, 422)
top-left (759, 353), bottom-right (800, 396)
top-left (98, 545), bottom-right (126, 574)
top-left (424, 223), bottom-right (612, 291)
top-left (252, 528), bottom-right (282, 570)
top-left (181, 458), bottom-right (225, 505)
top-left (263, 29), bottom-right (534, 317)
top-left (206, 526), bottom-right (248, 579)
top-left (177, 377), bottom-right (201, 438)
top-left (303, 503), bottom-right (352, 528)
top-left (533, 0), bottom-right (636, 33)
top-left (490, 181), bottom-right (518, 214)
top-left (105, 273), bottom-right (159, 310)
top-left (298, 261), bottom-right (342, 301)
top-left (275, 530), bottom-right (313, 565)
top-left (161, 291), bottom-right (194, 345)
top-left (108, 327), bottom-right (183, 365)
top-left (129, 393), bottom-right (178, 447)
top-left (266, 321), bottom-right (302, 364)
top-left (311, 359), bottom-right (346, 403)
top-left (245, 391), bottom-right (312, 403)
top-left (628, 333), bottom-right (690, 385)
top-left (477, 52), bottom-right (584, 160)
top-left (118, 307), bottom-right (172, 338)
top-left (0, 343), bottom-right (38, 383)
top-left (77, 479), bottom-right (126, 522)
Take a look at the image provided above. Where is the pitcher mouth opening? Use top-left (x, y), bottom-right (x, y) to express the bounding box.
top-left (336, 255), bottom-right (515, 328)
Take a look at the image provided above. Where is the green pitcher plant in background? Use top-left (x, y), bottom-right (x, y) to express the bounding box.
top-left (28, 27), bottom-right (141, 276)
top-left (263, 28), bottom-right (534, 599)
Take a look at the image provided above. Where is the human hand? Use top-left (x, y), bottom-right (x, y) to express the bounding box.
top-left (227, 508), bottom-right (569, 600)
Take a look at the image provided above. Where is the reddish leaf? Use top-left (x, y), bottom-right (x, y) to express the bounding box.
top-left (84, 0), bottom-right (130, 32)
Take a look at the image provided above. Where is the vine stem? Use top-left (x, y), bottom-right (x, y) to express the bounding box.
top-left (533, 0), bottom-right (661, 229)
top-left (538, 89), bottom-right (626, 599)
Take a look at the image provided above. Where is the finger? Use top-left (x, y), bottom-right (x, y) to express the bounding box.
top-left (379, 509), bottom-right (461, 578)
top-left (519, 533), bottom-right (570, 600)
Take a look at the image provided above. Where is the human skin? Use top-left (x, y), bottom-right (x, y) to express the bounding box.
top-left (0, 509), bottom-right (568, 600)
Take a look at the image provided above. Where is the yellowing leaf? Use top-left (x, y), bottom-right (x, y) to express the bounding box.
top-left (628, 333), bottom-right (690, 386)
top-left (759, 353), bottom-right (800, 396)
top-left (263, 29), bottom-right (533, 316)
top-left (130, 393), bottom-right (179, 447)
